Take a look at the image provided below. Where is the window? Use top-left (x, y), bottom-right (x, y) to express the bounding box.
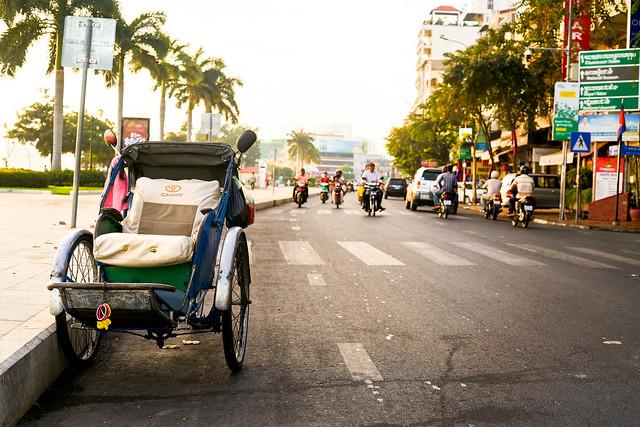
top-left (534, 176), bottom-right (560, 189)
top-left (422, 171), bottom-right (440, 181)
top-left (487, 0), bottom-right (494, 10)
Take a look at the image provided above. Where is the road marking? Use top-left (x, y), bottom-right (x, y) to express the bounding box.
top-left (455, 242), bottom-right (544, 266)
top-left (402, 242), bottom-right (475, 266)
top-left (317, 210), bottom-right (332, 215)
top-left (568, 247), bottom-right (640, 267)
top-left (290, 209), bottom-right (306, 215)
top-left (338, 343), bottom-right (384, 381)
top-left (508, 244), bottom-right (616, 269)
top-left (344, 210), bottom-right (361, 216)
top-left (338, 241), bottom-right (405, 266)
top-left (289, 218), bottom-right (297, 222)
top-left (247, 240), bottom-right (253, 265)
top-left (291, 226), bottom-right (301, 231)
top-left (278, 241), bottom-right (326, 265)
top-left (307, 273), bottom-right (327, 286)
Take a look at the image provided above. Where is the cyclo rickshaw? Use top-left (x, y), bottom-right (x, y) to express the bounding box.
top-left (47, 130), bottom-right (257, 372)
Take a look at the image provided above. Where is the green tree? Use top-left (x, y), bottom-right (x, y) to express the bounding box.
top-left (220, 124), bottom-right (260, 166)
top-left (0, 0), bottom-right (118, 170)
top-left (202, 59), bottom-right (242, 124)
top-left (8, 96), bottom-right (115, 168)
top-left (172, 48), bottom-right (210, 141)
top-left (287, 130), bottom-right (319, 171)
top-left (105, 11), bottom-right (167, 146)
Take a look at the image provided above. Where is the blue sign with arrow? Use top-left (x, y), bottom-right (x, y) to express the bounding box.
top-left (570, 131), bottom-right (591, 153)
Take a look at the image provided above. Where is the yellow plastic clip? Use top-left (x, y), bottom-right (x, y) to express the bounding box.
top-left (97, 318), bottom-right (112, 330)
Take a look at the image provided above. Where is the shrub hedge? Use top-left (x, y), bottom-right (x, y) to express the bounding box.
top-left (0, 169), bottom-right (107, 188)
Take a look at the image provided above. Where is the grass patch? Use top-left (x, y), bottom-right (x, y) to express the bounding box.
top-left (0, 186), bottom-right (103, 195)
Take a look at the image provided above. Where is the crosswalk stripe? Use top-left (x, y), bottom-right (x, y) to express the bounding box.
top-left (344, 210), bottom-right (361, 216)
top-left (317, 210), bottom-right (332, 215)
top-left (508, 244), bottom-right (616, 269)
top-left (338, 241), bottom-right (405, 266)
top-left (278, 241), bottom-right (326, 265)
top-left (568, 247), bottom-right (640, 267)
top-left (338, 343), bottom-right (384, 381)
top-left (402, 242), bottom-right (475, 266)
top-left (455, 242), bottom-right (544, 266)
top-left (307, 273), bottom-right (327, 286)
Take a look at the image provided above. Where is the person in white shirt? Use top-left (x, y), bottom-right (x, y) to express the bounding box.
top-left (481, 170), bottom-right (502, 211)
top-left (360, 163), bottom-right (385, 212)
top-left (509, 165), bottom-right (535, 214)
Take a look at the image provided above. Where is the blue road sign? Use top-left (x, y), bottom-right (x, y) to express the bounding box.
top-left (622, 144), bottom-right (640, 156)
top-left (570, 131), bottom-right (591, 153)
top-left (476, 142), bottom-right (488, 151)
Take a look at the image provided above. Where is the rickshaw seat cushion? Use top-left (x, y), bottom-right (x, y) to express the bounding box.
top-left (122, 177), bottom-right (220, 237)
top-left (94, 232), bottom-right (194, 267)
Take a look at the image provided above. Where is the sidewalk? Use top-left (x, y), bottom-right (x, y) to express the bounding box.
top-left (462, 204), bottom-right (640, 232)
top-left (0, 188), bottom-right (301, 426)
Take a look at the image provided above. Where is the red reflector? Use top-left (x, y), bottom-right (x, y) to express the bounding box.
top-left (248, 204), bottom-right (255, 225)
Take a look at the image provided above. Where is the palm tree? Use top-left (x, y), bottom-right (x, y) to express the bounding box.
top-left (201, 58), bottom-right (242, 125)
top-left (106, 11), bottom-right (166, 147)
top-left (132, 34), bottom-right (185, 140)
top-left (0, 0), bottom-right (118, 170)
top-left (287, 130), bottom-right (319, 171)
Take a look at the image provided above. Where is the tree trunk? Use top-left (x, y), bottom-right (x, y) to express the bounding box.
top-left (116, 55), bottom-right (125, 151)
top-left (186, 103), bottom-right (193, 141)
top-left (159, 81), bottom-right (166, 141)
top-left (52, 28), bottom-right (65, 171)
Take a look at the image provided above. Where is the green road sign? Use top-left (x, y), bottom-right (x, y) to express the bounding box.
top-left (579, 81), bottom-right (640, 98)
top-left (579, 49), bottom-right (640, 68)
top-left (579, 96), bottom-right (639, 111)
top-left (553, 82), bottom-right (579, 140)
top-left (459, 145), bottom-right (472, 160)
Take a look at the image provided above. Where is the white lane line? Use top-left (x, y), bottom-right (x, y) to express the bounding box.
top-left (338, 241), bottom-right (405, 266)
top-left (402, 242), bottom-right (475, 266)
top-left (317, 210), bottom-right (332, 215)
top-left (455, 242), bottom-right (545, 266)
top-left (344, 210), bottom-right (361, 216)
top-left (278, 241), bottom-right (326, 265)
top-left (291, 226), bottom-right (301, 231)
top-left (568, 247), bottom-right (640, 267)
top-left (307, 273), bottom-right (327, 286)
top-left (247, 240), bottom-right (253, 265)
top-left (508, 244), bottom-right (616, 269)
top-left (338, 343), bottom-right (384, 381)
top-left (289, 218), bottom-right (297, 222)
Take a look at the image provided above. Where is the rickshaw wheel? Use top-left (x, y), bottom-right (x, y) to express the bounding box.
top-left (55, 234), bottom-right (102, 369)
top-left (222, 238), bottom-right (250, 373)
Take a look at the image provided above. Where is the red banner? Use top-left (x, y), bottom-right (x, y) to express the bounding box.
top-left (562, 0), bottom-right (591, 80)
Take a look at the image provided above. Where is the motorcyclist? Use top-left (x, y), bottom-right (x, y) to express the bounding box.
top-left (434, 165), bottom-right (458, 208)
top-left (481, 170), bottom-right (502, 212)
top-left (333, 169), bottom-right (346, 185)
top-left (319, 171), bottom-right (331, 186)
top-left (508, 165), bottom-right (535, 214)
top-left (293, 168), bottom-right (309, 203)
top-left (361, 162), bottom-right (385, 212)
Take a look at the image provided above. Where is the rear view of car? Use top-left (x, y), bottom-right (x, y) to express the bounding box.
top-left (405, 167), bottom-right (441, 211)
top-left (384, 178), bottom-right (407, 199)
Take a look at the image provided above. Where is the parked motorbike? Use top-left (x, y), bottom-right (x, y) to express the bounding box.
top-left (320, 183), bottom-right (329, 204)
top-left (294, 182), bottom-right (307, 208)
top-left (362, 183), bottom-right (380, 216)
top-left (484, 194), bottom-right (502, 221)
top-left (333, 182), bottom-right (343, 209)
top-left (438, 191), bottom-right (454, 219)
top-left (511, 195), bottom-right (535, 228)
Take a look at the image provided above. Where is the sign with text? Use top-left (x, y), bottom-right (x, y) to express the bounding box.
top-left (122, 117), bottom-right (150, 147)
top-left (578, 112), bottom-right (639, 142)
top-left (595, 157), bottom-right (625, 201)
top-left (622, 144), bottom-right (640, 156)
top-left (553, 82), bottom-right (579, 141)
top-left (61, 16), bottom-right (116, 70)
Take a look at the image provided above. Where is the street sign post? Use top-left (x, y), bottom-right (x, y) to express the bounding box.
top-left (553, 82), bottom-right (580, 141)
top-left (62, 16), bottom-right (116, 229)
top-left (570, 131), bottom-right (591, 153)
top-left (199, 112), bottom-right (221, 141)
top-left (578, 49), bottom-right (640, 112)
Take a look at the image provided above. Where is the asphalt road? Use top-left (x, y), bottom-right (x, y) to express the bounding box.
top-left (21, 194), bottom-right (640, 426)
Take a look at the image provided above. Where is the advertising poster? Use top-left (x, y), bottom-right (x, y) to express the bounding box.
top-left (553, 82), bottom-right (579, 140)
top-left (595, 157), bottom-right (625, 201)
top-left (578, 112), bottom-right (639, 142)
top-left (122, 117), bottom-right (150, 147)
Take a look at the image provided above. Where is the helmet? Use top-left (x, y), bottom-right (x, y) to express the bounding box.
top-left (322, 170), bottom-right (328, 175)
top-left (519, 165), bottom-right (530, 175)
top-left (490, 170), bottom-right (499, 179)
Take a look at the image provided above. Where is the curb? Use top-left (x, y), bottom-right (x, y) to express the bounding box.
top-left (0, 194), bottom-right (305, 426)
top-left (533, 218), bottom-right (640, 233)
top-left (0, 189), bottom-right (52, 195)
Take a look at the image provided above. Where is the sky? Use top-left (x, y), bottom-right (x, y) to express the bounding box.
top-left (0, 0), bottom-right (470, 168)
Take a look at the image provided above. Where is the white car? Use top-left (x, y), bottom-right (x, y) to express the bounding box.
top-left (405, 167), bottom-right (442, 211)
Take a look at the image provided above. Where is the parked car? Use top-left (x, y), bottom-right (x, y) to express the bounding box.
top-left (384, 178), bottom-right (408, 199)
top-left (500, 173), bottom-right (561, 209)
top-left (405, 167), bottom-right (442, 211)
top-left (458, 181), bottom-right (486, 205)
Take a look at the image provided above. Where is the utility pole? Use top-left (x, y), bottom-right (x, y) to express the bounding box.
top-left (272, 145), bottom-right (277, 197)
top-left (559, 0), bottom-right (573, 221)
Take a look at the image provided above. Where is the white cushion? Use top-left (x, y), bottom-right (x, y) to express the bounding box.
top-left (122, 177), bottom-right (220, 237)
top-left (94, 233), bottom-right (194, 267)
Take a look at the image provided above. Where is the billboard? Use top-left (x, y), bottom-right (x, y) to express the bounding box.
top-left (314, 138), bottom-right (367, 154)
top-left (578, 112), bottom-right (639, 141)
top-left (122, 117), bottom-right (150, 147)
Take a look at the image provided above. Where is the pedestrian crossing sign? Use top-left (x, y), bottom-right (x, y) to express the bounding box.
top-left (570, 131), bottom-right (591, 153)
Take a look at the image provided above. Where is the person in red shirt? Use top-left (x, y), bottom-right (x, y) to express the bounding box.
top-left (293, 168), bottom-right (309, 203)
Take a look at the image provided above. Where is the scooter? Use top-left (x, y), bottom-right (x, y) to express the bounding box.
top-left (320, 183), bottom-right (329, 203)
top-left (484, 194), bottom-right (502, 221)
top-left (333, 182), bottom-right (343, 209)
top-left (511, 195), bottom-right (535, 228)
top-left (362, 183), bottom-right (380, 216)
top-left (438, 191), bottom-right (454, 219)
top-left (294, 182), bottom-right (307, 208)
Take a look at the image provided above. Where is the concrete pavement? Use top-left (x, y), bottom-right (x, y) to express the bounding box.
top-left (18, 194), bottom-right (640, 425)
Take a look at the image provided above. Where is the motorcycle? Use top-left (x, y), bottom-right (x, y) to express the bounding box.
top-left (511, 195), bottom-right (535, 228)
top-left (346, 182), bottom-right (354, 193)
top-left (484, 194), bottom-right (502, 221)
top-left (333, 182), bottom-right (343, 209)
top-left (362, 183), bottom-right (380, 216)
top-left (294, 181), bottom-right (307, 208)
top-left (438, 191), bottom-right (455, 219)
top-left (320, 182), bottom-right (329, 203)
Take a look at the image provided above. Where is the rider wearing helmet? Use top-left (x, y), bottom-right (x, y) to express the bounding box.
top-left (333, 169), bottom-right (346, 184)
top-left (509, 165), bottom-right (535, 214)
top-left (481, 170), bottom-right (502, 212)
top-left (319, 170), bottom-right (331, 186)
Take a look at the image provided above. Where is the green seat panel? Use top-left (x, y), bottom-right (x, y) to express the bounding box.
top-left (103, 263), bottom-right (192, 293)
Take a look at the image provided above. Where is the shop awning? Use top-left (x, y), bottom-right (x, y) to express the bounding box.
top-left (539, 150), bottom-right (574, 166)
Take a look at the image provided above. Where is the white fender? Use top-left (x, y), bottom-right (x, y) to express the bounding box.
top-left (214, 227), bottom-right (245, 311)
